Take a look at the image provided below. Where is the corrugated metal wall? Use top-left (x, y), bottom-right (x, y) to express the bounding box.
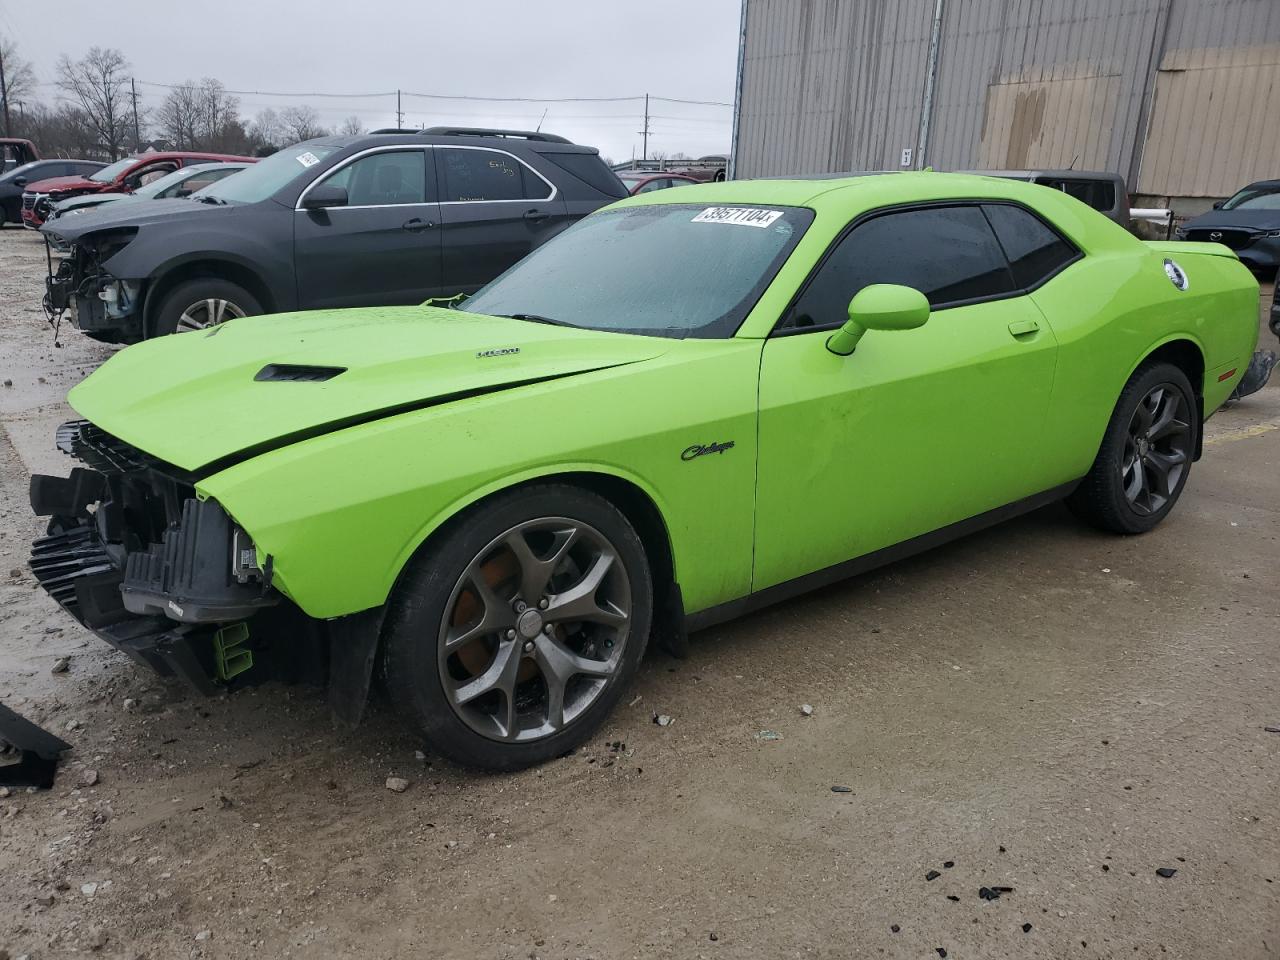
top-left (734, 0), bottom-right (1280, 198)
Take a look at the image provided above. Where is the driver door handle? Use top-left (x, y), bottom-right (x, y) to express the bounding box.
top-left (523, 208), bottom-right (550, 223)
top-left (402, 217), bottom-right (434, 232)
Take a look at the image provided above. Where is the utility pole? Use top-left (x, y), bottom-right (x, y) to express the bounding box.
top-left (637, 93), bottom-right (650, 161)
top-left (0, 44), bottom-right (10, 138)
top-left (396, 89), bottom-right (404, 128)
top-left (130, 78), bottom-right (142, 149)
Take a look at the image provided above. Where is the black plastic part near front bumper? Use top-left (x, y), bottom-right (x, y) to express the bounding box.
top-left (28, 421), bottom-right (276, 693)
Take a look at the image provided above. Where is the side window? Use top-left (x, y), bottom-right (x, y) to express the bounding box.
top-left (439, 148), bottom-right (552, 202)
top-left (983, 203), bottom-right (1079, 289)
top-left (636, 178), bottom-right (668, 193)
top-left (785, 205), bottom-right (1014, 330)
top-left (320, 150), bottom-right (427, 206)
top-left (131, 163), bottom-right (177, 187)
top-left (1038, 177), bottom-right (1116, 213)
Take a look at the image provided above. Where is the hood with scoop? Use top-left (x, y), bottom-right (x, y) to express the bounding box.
top-left (68, 306), bottom-right (671, 473)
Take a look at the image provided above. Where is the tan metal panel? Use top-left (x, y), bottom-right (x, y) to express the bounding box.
top-left (1137, 43), bottom-right (1280, 196)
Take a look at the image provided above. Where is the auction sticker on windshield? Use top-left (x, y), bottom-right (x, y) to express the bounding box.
top-left (691, 207), bottom-right (784, 228)
top-left (296, 152), bottom-right (321, 168)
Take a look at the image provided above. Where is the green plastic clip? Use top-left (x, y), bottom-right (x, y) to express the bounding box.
top-left (212, 622), bottom-right (253, 682)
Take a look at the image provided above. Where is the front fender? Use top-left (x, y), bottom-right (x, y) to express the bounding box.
top-left (196, 341), bottom-right (762, 620)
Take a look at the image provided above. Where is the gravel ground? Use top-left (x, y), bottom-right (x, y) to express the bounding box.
top-left (0, 227), bottom-right (1278, 959)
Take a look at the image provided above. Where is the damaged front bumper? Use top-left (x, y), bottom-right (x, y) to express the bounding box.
top-left (42, 235), bottom-right (144, 342)
top-left (28, 420), bottom-right (275, 693)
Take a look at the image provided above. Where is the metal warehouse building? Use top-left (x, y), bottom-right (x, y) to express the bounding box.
top-left (729, 0), bottom-right (1280, 212)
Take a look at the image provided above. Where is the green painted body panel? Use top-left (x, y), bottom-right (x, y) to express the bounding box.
top-left (64, 172), bottom-right (1259, 623)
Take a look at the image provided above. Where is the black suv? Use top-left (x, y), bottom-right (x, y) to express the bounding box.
top-left (42, 128), bottom-right (627, 341)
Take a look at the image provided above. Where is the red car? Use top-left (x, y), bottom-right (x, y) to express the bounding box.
top-left (616, 171), bottom-right (700, 195)
top-left (21, 151), bottom-right (254, 229)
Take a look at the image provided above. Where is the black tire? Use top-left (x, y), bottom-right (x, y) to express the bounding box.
top-left (381, 484), bottom-right (653, 771)
top-left (150, 278), bottom-right (262, 338)
top-left (0, 206), bottom-right (7, 228)
top-left (1068, 361), bottom-right (1198, 534)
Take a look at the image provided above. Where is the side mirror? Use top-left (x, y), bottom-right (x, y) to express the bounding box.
top-left (13, 176), bottom-right (26, 187)
top-left (1212, 200), bottom-right (1224, 209)
top-left (826, 284), bottom-right (930, 356)
top-left (302, 184), bottom-right (348, 210)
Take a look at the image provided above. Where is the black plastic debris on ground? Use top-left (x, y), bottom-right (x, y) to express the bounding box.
top-left (943, 860), bottom-right (955, 869)
top-left (946, 895), bottom-right (960, 902)
top-left (1156, 867), bottom-right (1178, 878)
top-left (831, 784), bottom-right (853, 793)
top-left (890, 924), bottom-right (900, 934)
top-left (979, 885), bottom-right (1015, 901)
top-left (926, 870), bottom-right (941, 882)
top-left (0, 702), bottom-right (71, 789)
top-left (935, 948), bottom-right (948, 958)
top-left (1022, 922), bottom-right (1033, 933)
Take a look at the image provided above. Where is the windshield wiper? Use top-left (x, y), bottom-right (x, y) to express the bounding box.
top-left (193, 194), bottom-right (226, 205)
top-left (500, 312), bottom-right (579, 328)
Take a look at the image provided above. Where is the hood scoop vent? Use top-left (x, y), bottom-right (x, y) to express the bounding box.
top-left (254, 364), bottom-right (347, 383)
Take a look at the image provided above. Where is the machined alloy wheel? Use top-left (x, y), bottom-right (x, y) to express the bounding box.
top-left (1120, 382), bottom-right (1192, 516)
top-left (176, 297), bottom-right (245, 332)
top-left (438, 517), bottom-right (632, 742)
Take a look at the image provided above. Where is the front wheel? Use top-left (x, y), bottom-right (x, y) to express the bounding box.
top-left (150, 278), bottom-right (262, 338)
top-left (381, 484), bottom-right (653, 771)
top-left (1068, 362), bottom-right (1198, 534)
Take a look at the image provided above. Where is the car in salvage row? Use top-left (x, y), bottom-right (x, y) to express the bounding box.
top-left (40, 128), bottom-right (628, 341)
top-left (28, 172), bottom-right (1258, 770)
top-left (22, 149), bottom-right (256, 230)
top-left (45, 161), bottom-right (254, 223)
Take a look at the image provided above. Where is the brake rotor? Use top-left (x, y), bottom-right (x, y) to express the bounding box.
top-left (450, 550), bottom-right (539, 683)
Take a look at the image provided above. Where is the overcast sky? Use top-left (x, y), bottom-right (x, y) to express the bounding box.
top-left (0, 0), bottom-right (741, 162)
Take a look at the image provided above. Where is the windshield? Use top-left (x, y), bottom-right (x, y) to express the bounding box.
top-left (1221, 186), bottom-right (1280, 211)
top-left (89, 156), bottom-right (139, 183)
top-left (200, 143), bottom-right (338, 204)
top-left (464, 203), bottom-right (813, 339)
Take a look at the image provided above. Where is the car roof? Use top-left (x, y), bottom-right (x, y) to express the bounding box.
top-left (1240, 179), bottom-right (1280, 190)
top-left (305, 131), bottom-right (601, 155)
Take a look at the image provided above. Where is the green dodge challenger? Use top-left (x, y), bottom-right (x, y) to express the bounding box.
top-left (30, 173), bottom-right (1258, 769)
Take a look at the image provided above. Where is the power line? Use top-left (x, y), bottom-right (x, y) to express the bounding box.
top-left (53, 78), bottom-right (733, 107)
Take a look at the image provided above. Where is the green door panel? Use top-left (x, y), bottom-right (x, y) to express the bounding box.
top-left (198, 341), bottom-right (763, 620)
top-left (753, 295), bottom-right (1059, 592)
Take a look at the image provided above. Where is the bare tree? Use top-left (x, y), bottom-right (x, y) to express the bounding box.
top-left (196, 78), bottom-right (239, 147)
top-left (15, 102), bottom-right (102, 158)
top-left (0, 35), bottom-right (37, 136)
top-left (278, 105), bottom-right (327, 143)
top-left (338, 115), bottom-right (364, 137)
top-left (156, 81), bottom-right (200, 149)
top-left (248, 107), bottom-right (282, 153)
top-left (55, 47), bottom-right (132, 159)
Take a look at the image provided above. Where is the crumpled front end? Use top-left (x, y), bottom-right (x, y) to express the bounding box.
top-left (42, 228), bottom-right (144, 342)
top-left (28, 420), bottom-right (278, 692)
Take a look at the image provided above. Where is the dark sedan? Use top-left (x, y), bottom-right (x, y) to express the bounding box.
top-left (1178, 179), bottom-right (1280, 274)
top-left (0, 159), bottom-right (105, 228)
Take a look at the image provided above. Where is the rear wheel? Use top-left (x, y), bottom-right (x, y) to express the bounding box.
top-left (150, 278), bottom-right (262, 338)
top-left (381, 484), bottom-right (652, 771)
top-left (1068, 362), bottom-right (1198, 534)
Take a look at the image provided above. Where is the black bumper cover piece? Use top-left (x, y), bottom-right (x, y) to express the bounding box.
top-left (0, 703), bottom-right (71, 789)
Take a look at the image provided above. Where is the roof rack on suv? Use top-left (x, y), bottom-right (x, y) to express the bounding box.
top-left (422, 126), bottom-right (572, 144)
